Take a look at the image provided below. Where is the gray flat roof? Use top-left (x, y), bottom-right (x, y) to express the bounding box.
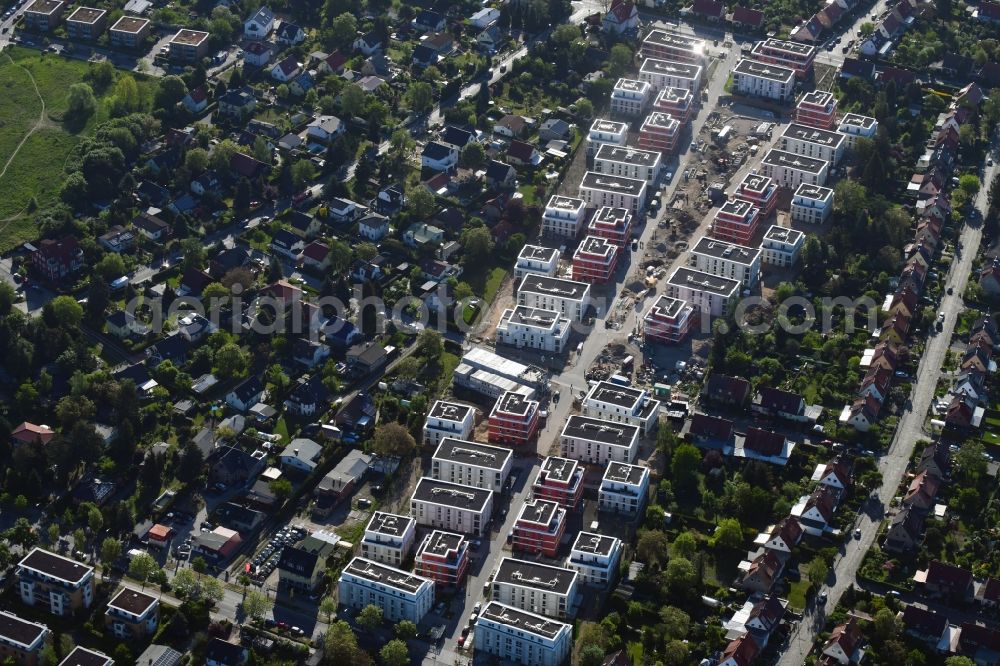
top-left (613, 77), bottom-right (649, 93)
top-left (692, 236), bottom-right (760, 265)
top-left (719, 198), bottom-right (758, 218)
top-left (658, 86), bottom-right (693, 103)
top-left (591, 206), bottom-right (631, 229)
top-left (640, 57), bottom-right (702, 79)
top-left (545, 195), bottom-right (586, 213)
top-left (586, 382), bottom-right (645, 409)
top-left (571, 531), bottom-right (619, 556)
top-left (782, 123), bottom-right (844, 148)
top-left (108, 587), bottom-right (157, 616)
top-left (739, 172), bottom-right (775, 194)
top-left (581, 171), bottom-right (645, 196)
top-left (668, 267), bottom-right (740, 296)
top-left (840, 113), bottom-right (876, 129)
top-left (734, 57), bottom-right (795, 82)
top-left (110, 15), bottom-right (150, 32)
top-left (366, 512), bottom-right (415, 537)
top-left (602, 461), bottom-right (648, 486)
top-left (643, 28), bottom-right (705, 52)
top-left (59, 647), bottom-right (112, 666)
top-left (505, 306), bottom-right (562, 328)
top-left (519, 274), bottom-right (590, 301)
top-left (517, 499), bottom-right (559, 526)
top-left (0, 611), bottom-right (47, 650)
top-left (646, 294), bottom-right (690, 319)
top-left (537, 456), bottom-right (581, 484)
top-left (642, 111), bottom-right (679, 129)
top-left (755, 37), bottom-right (816, 57)
top-left (429, 400), bottom-right (472, 422)
top-left (595, 143), bottom-right (660, 167)
top-left (495, 557), bottom-right (577, 594)
top-left (411, 477), bottom-right (492, 511)
top-left (343, 557), bottom-right (429, 593)
top-left (576, 235), bottom-right (616, 258)
top-left (416, 530), bottom-right (465, 558)
top-left (763, 224), bottom-right (805, 245)
top-left (792, 183), bottom-right (834, 201)
top-left (799, 89), bottom-right (835, 108)
top-left (67, 6), bottom-right (106, 23)
top-left (25, 0), bottom-right (62, 15)
top-left (494, 390), bottom-right (536, 416)
top-left (563, 414), bottom-right (639, 446)
top-left (171, 28), bottom-right (209, 46)
top-left (481, 602), bottom-right (569, 639)
top-left (19, 548), bottom-right (93, 584)
top-left (434, 438), bottom-right (511, 470)
top-left (589, 119), bottom-right (627, 134)
top-left (518, 244), bottom-right (558, 262)
top-left (761, 149), bottom-right (828, 174)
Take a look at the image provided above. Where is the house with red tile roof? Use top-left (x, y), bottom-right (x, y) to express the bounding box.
top-left (903, 470), bottom-right (940, 511)
top-left (730, 6), bottom-right (764, 30)
top-left (12, 422), bottom-right (55, 447)
top-left (916, 560), bottom-right (973, 602)
top-left (822, 617), bottom-right (863, 664)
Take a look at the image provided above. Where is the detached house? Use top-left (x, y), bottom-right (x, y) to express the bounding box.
top-left (226, 377), bottom-right (265, 413)
top-left (421, 141), bottom-right (459, 172)
top-left (354, 31), bottom-right (383, 55)
top-left (32, 236), bottom-right (84, 281)
top-left (884, 505), bottom-right (924, 553)
top-left (243, 41), bottom-right (271, 67)
top-left (244, 6), bottom-right (274, 39)
top-left (602, 0), bottom-right (639, 34)
top-left (738, 550), bottom-right (783, 594)
top-left (704, 374), bottom-right (751, 407)
top-left (276, 22), bottom-right (305, 45)
top-left (822, 617), bottom-right (863, 665)
top-left (306, 115), bottom-right (344, 143)
top-left (917, 560), bottom-right (974, 602)
top-left (751, 387), bottom-right (809, 422)
top-left (271, 56), bottom-right (301, 82)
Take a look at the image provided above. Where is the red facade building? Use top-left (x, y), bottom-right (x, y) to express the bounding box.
top-left (653, 86), bottom-right (693, 123)
top-left (587, 207), bottom-right (633, 247)
top-left (532, 457), bottom-right (585, 509)
top-left (734, 172), bottom-right (778, 218)
top-left (512, 499), bottom-right (566, 557)
top-left (637, 111), bottom-right (681, 154)
top-left (31, 236), bottom-right (84, 281)
top-left (794, 89), bottom-right (838, 130)
top-left (414, 530), bottom-right (470, 586)
top-left (488, 391), bottom-right (540, 447)
top-left (712, 199), bottom-right (761, 245)
top-left (643, 295), bottom-right (697, 344)
top-left (572, 235), bottom-right (619, 284)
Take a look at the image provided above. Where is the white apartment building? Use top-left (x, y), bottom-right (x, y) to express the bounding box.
top-left (566, 532), bottom-right (622, 587)
top-left (517, 274), bottom-right (591, 322)
top-left (410, 477), bottom-right (494, 536)
top-left (579, 171), bottom-right (647, 213)
top-left (593, 143), bottom-right (663, 185)
top-left (761, 225), bottom-right (805, 267)
top-left (587, 118), bottom-right (628, 157)
top-left (423, 400), bottom-right (475, 447)
top-left (638, 57), bottom-right (703, 92)
top-left (105, 587), bottom-right (159, 639)
top-left (640, 28), bottom-right (706, 63)
top-left (598, 461), bottom-right (650, 515)
top-left (759, 149), bottom-right (829, 188)
top-left (837, 113), bottom-right (878, 149)
top-left (731, 58), bottom-right (796, 102)
top-left (581, 381), bottom-right (660, 435)
top-left (515, 245), bottom-right (560, 279)
top-left (17, 548), bottom-right (95, 617)
top-left (779, 123), bottom-right (846, 165)
top-left (497, 306), bottom-right (572, 353)
top-left (360, 512), bottom-right (416, 566)
top-left (790, 183), bottom-right (834, 224)
top-left (690, 236), bottom-right (762, 289)
top-left (431, 438), bottom-right (512, 493)
top-left (475, 602), bottom-right (572, 666)
top-left (338, 557), bottom-right (434, 623)
top-left (609, 78), bottom-right (653, 117)
top-left (491, 557), bottom-right (579, 620)
top-left (542, 195), bottom-right (587, 239)
top-left (665, 266), bottom-right (741, 317)
top-left (560, 414), bottom-right (640, 465)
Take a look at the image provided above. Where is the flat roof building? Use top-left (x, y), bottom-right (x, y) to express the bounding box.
top-left (512, 499), bottom-right (566, 557)
top-left (640, 28), bottom-right (706, 63)
top-left (0, 611), bottom-right (49, 666)
top-left (638, 111), bottom-right (682, 155)
top-left (587, 206), bottom-right (633, 247)
top-left (572, 235), bottom-right (619, 284)
top-left (690, 236), bottom-right (762, 288)
top-left (795, 90), bottom-right (838, 130)
top-left (639, 57), bottom-right (703, 92)
top-left (517, 274), bottom-right (591, 322)
top-left (488, 390), bottom-right (541, 447)
top-left (410, 477), bottom-right (494, 536)
top-left (109, 15), bottom-right (152, 48)
top-left (732, 58), bottom-right (796, 102)
top-left (497, 306), bottom-right (571, 354)
top-left (566, 532), bottom-right (622, 587)
top-left (58, 647), bottom-right (113, 666)
top-left (169, 29), bottom-right (211, 62)
top-left (759, 149), bottom-right (829, 188)
top-left (453, 346), bottom-right (540, 401)
top-left (643, 295), bottom-right (697, 345)
top-left (532, 456), bottom-right (585, 509)
top-left (561, 414), bottom-right (641, 464)
top-left (414, 530), bottom-right (470, 587)
top-left (542, 195), bottom-right (587, 239)
top-left (515, 245), bottom-right (560, 279)
top-left (790, 183), bottom-right (834, 225)
top-left (653, 86), bottom-right (694, 123)
top-left (734, 172), bottom-right (778, 218)
top-left (665, 266), bottom-right (740, 317)
top-left (581, 383), bottom-right (660, 436)
top-left (761, 225), bottom-right (805, 268)
top-left (105, 587), bottom-right (159, 639)
top-left (779, 123), bottom-right (845, 165)
top-left (338, 557), bottom-right (434, 623)
top-left (65, 6), bottom-right (107, 40)
top-left (361, 512), bottom-right (416, 566)
top-left (838, 113), bottom-right (878, 148)
top-left (594, 143), bottom-right (662, 185)
top-left (432, 438), bottom-right (513, 492)
top-left (474, 602), bottom-right (572, 666)
top-left (579, 171), bottom-right (647, 214)
top-left (610, 78), bottom-right (652, 117)
top-left (492, 557), bottom-right (579, 619)
top-left (712, 198), bottom-right (762, 246)
top-left (23, 0), bottom-right (65, 31)
top-left (750, 38), bottom-right (817, 77)
top-left (17, 548), bottom-right (95, 617)
top-left (423, 400), bottom-right (475, 448)
top-left (598, 461), bottom-right (650, 515)
top-left (587, 119), bottom-right (628, 157)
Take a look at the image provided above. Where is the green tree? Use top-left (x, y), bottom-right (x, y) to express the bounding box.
top-left (209, 139), bottom-right (239, 173)
top-left (269, 477), bottom-right (293, 501)
top-left (379, 640), bottom-right (409, 666)
top-left (959, 174), bottom-right (981, 196)
top-left (291, 159), bottom-right (317, 190)
top-left (671, 531), bottom-right (697, 559)
top-left (671, 444), bottom-right (701, 494)
top-left (214, 343), bottom-right (249, 379)
top-left (172, 568), bottom-right (200, 598)
top-left (389, 128), bottom-right (415, 165)
top-left (47, 524), bottom-right (60, 545)
top-left (608, 44), bottom-right (633, 77)
top-left (395, 620), bottom-right (417, 640)
top-left (319, 596), bottom-right (338, 623)
top-left (201, 576), bottom-right (225, 604)
top-left (341, 83), bottom-right (366, 118)
top-left (417, 328), bottom-right (444, 360)
top-left (47, 296), bottom-right (84, 329)
top-left (712, 518), bottom-right (743, 549)
top-left (330, 13), bottom-right (358, 48)
top-left (67, 83), bottom-right (97, 123)
top-left (358, 603), bottom-right (384, 630)
top-left (956, 440), bottom-right (988, 480)
top-left (575, 98), bottom-right (594, 119)
top-left (371, 422), bottom-right (417, 458)
top-left (241, 590), bottom-right (273, 623)
top-left (323, 621), bottom-right (364, 663)
top-left (155, 76), bottom-right (188, 110)
top-left (85, 275), bottom-right (110, 323)
top-left (806, 555), bottom-right (829, 586)
top-left (945, 657), bottom-right (975, 666)
top-left (184, 147), bottom-right (210, 175)
top-left (180, 238), bottom-right (207, 272)
top-left (191, 556), bottom-right (208, 574)
top-left (665, 557), bottom-right (697, 597)
top-left (405, 82), bottom-right (434, 113)
top-left (635, 529), bottom-right (669, 568)
top-left (128, 552), bottom-right (158, 589)
top-left (659, 606), bottom-right (690, 641)
top-left (100, 537), bottom-right (122, 564)
top-left (873, 607), bottom-right (900, 640)
top-left (460, 142), bottom-right (486, 168)
top-left (407, 185), bottom-right (437, 219)
top-left (460, 226), bottom-right (494, 268)
top-left (551, 23), bottom-right (579, 46)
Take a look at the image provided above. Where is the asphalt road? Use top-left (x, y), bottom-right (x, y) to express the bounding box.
top-left (778, 139), bottom-right (998, 666)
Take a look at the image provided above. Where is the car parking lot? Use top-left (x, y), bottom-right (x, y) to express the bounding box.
top-left (248, 525), bottom-right (308, 582)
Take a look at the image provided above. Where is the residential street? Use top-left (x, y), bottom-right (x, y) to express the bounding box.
top-left (778, 140), bottom-right (998, 665)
